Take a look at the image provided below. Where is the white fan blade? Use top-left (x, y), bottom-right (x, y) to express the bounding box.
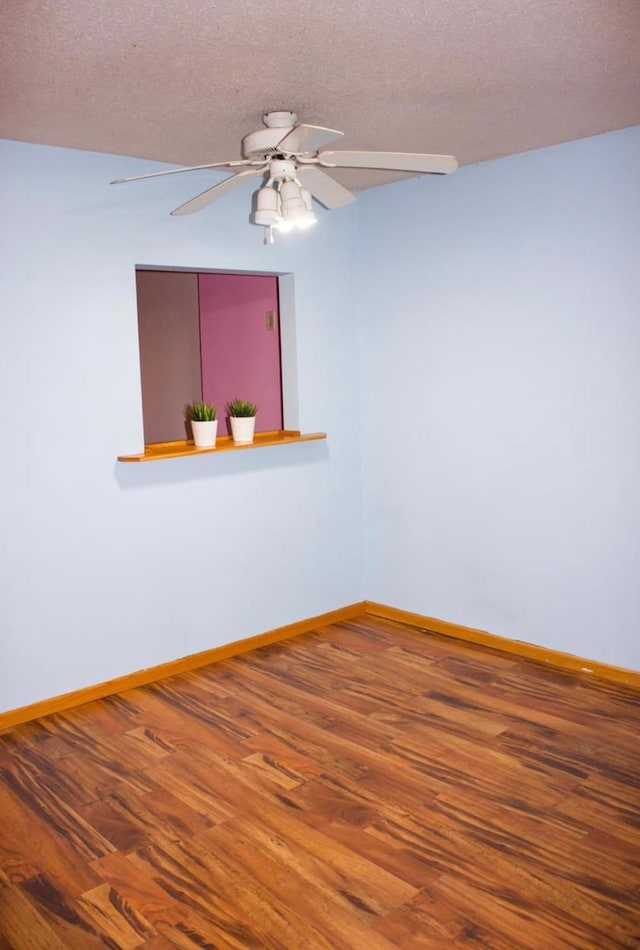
top-left (111, 159), bottom-right (251, 185)
top-left (296, 167), bottom-right (356, 209)
top-left (170, 168), bottom-right (264, 216)
top-left (277, 124), bottom-right (344, 155)
top-left (318, 150), bottom-right (458, 174)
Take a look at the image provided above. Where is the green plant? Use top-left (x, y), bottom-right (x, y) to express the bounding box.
top-left (227, 399), bottom-right (258, 417)
top-left (188, 401), bottom-right (217, 422)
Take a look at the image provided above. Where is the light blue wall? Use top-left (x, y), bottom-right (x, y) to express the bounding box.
top-left (2, 127), bottom-right (638, 714)
top-left (0, 140), bottom-right (363, 712)
top-left (357, 127), bottom-right (640, 670)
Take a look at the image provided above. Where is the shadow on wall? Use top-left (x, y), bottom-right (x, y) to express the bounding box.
top-left (113, 439), bottom-right (330, 491)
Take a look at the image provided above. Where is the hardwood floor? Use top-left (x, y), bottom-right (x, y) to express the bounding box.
top-left (1, 615), bottom-right (639, 949)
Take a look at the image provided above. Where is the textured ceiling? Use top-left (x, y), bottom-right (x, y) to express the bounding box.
top-left (1, 0), bottom-right (639, 191)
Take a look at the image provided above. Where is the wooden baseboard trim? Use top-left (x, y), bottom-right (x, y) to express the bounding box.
top-left (5, 598), bottom-right (636, 732)
top-left (364, 601), bottom-right (640, 688)
top-left (0, 602), bottom-right (366, 733)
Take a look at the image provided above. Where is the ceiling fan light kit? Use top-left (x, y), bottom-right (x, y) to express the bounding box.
top-left (254, 176), bottom-right (318, 239)
top-left (254, 185), bottom-right (280, 227)
top-left (111, 111), bottom-right (457, 240)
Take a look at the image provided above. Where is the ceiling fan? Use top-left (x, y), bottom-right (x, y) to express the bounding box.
top-left (111, 111), bottom-right (457, 236)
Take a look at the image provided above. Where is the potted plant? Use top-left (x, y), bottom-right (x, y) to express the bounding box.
top-left (227, 399), bottom-right (258, 444)
top-left (188, 401), bottom-right (218, 449)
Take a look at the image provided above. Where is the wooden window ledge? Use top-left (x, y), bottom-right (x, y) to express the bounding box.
top-left (118, 430), bottom-right (326, 463)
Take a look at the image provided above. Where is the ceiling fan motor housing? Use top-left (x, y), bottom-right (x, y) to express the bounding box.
top-left (241, 126), bottom-right (294, 159)
top-left (242, 111), bottom-right (301, 159)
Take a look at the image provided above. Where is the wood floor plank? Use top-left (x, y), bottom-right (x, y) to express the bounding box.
top-left (0, 886), bottom-right (69, 950)
top-left (78, 883), bottom-right (154, 948)
top-left (294, 799), bottom-right (442, 890)
top-left (135, 935), bottom-right (176, 950)
top-left (17, 875), bottom-right (114, 949)
top-left (239, 732), bottom-right (328, 782)
top-left (0, 781), bottom-right (104, 893)
top-left (204, 809), bottom-right (419, 917)
top-left (128, 831), bottom-right (387, 950)
top-left (372, 887), bottom-right (475, 948)
top-left (431, 787), bottom-right (640, 911)
top-left (116, 684), bottom-right (255, 764)
top-left (88, 852), bottom-right (185, 930)
top-left (1, 614), bottom-right (639, 949)
top-left (436, 870), bottom-right (639, 950)
top-left (156, 918), bottom-right (262, 950)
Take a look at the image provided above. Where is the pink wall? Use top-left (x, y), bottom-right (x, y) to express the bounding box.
top-left (199, 274), bottom-right (283, 435)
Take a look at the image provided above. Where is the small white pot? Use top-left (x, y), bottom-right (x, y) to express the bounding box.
top-left (230, 416), bottom-right (256, 444)
top-left (191, 419), bottom-right (218, 449)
